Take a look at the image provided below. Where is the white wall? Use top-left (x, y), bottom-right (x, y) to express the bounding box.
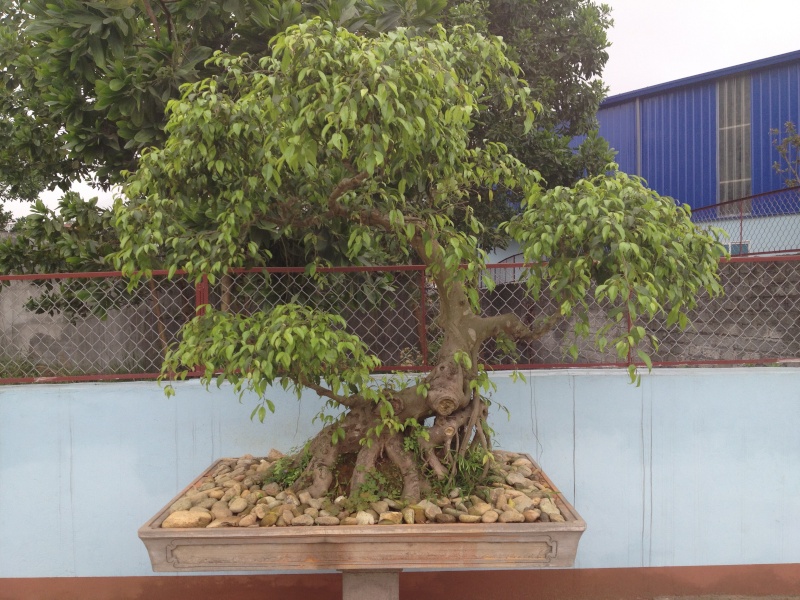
top-left (1, 369), bottom-right (799, 577)
top-left (485, 240), bottom-right (522, 264)
top-left (698, 212), bottom-right (800, 254)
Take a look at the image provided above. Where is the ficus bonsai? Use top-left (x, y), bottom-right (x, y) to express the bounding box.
top-left (114, 20), bottom-right (723, 502)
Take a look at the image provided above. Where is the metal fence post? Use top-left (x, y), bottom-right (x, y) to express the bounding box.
top-left (195, 275), bottom-right (210, 316)
top-left (417, 269), bottom-right (429, 367)
top-left (739, 198), bottom-right (745, 251)
top-left (626, 291), bottom-right (633, 366)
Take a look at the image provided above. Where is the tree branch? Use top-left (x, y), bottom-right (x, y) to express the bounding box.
top-left (140, 0), bottom-right (160, 33)
top-left (156, 0), bottom-right (175, 42)
top-left (323, 175), bottom-right (475, 361)
top-left (327, 171), bottom-right (370, 209)
top-left (297, 377), bottom-right (363, 409)
top-left (469, 309), bottom-right (562, 347)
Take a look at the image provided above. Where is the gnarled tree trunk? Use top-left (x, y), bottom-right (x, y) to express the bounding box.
top-left (283, 231), bottom-right (559, 502)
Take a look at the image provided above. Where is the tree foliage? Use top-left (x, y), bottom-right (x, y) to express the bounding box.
top-left (0, 193), bottom-right (136, 322)
top-left (0, 193), bottom-right (117, 273)
top-left (113, 21), bottom-right (723, 500)
top-left (445, 0), bottom-right (614, 187)
top-left (771, 121), bottom-right (800, 188)
top-left (1, 0), bottom-right (613, 210)
top-left (506, 172), bottom-right (723, 366)
top-left (0, 204), bottom-right (11, 230)
top-left (0, 0), bottom-right (303, 202)
top-left (115, 22), bottom-right (534, 280)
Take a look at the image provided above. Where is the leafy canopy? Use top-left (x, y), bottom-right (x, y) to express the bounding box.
top-left (115, 20), bottom-right (723, 407)
top-left (506, 172), bottom-right (724, 369)
top-left (115, 20), bottom-right (537, 284)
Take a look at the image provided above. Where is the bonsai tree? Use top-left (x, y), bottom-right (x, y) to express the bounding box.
top-left (114, 20), bottom-right (723, 502)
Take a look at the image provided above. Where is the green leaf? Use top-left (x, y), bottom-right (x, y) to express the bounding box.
top-left (636, 349), bottom-right (653, 371)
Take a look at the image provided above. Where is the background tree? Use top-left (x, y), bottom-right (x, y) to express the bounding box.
top-left (442, 0), bottom-right (614, 248)
top-left (771, 121), bottom-right (800, 188)
top-left (1, 0), bottom-right (613, 214)
top-left (0, 0), bottom-right (306, 202)
top-left (446, 0), bottom-right (613, 184)
top-left (114, 21), bottom-right (723, 501)
top-left (0, 204), bottom-right (11, 230)
top-left (0, 193), bottom-right (179, 353)
top-left (0, 193), bottom-right (116, 273)
top-left (0, 0), bottom-right (72, 202)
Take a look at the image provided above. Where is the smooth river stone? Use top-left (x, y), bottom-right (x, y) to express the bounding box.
top-left (162, 510), bottom-right (212, 528)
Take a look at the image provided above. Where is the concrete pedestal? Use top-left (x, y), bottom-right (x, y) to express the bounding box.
top-left (341, 571), bottom-right (400, 600)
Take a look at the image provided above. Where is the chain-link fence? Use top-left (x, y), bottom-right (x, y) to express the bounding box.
top-left (2, 258), bottom-right (800, 383)
top-left (205, 267), bottom-right (430, 369)
top-left (0, 272), bottom-right (193, 382)
top-left (483, 257), bottom-right (800, 367)
top-left (692, 187), bottom-right (800, 256)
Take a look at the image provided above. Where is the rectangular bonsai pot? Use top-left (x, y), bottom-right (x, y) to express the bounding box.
top-left (139, 456), bottom-right (585, 573)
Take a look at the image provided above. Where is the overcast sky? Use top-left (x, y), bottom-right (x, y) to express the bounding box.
top-left (602, 0), bottom-right (800, 95)
top-left (7, 0), bottom-right (800, 219)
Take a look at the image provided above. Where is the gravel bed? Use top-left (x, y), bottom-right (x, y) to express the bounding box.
top-left (161, 449), bottom-right (567, 528)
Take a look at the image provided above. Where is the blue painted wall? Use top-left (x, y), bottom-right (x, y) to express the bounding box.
top-left (596, 102), bottom-right (638, 175)
top-left (639, 84), bottom-right (718, 209)
top-left (599, 53), bottom-right (800, 210)
top-left (1, 370), bottom-right (799, 578)
top-left (751, 62), bottom-right (800, 195)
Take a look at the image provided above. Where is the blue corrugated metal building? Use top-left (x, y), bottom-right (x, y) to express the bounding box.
top-left (598, 50), bottom-right (800, 211)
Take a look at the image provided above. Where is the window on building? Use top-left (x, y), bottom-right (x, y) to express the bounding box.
top-left (718, 75), bottom-right (752, 214)
top-left (723, 241), bottom-right (751, 256)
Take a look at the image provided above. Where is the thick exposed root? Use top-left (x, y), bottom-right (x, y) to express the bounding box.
top-left (384, 434), bottom-right (422, 503)
top-left (349, 439), bottom-right (382, 491)
top-left (300, 427), bottom-right (339, 498)
top-left (422, 445), bottom-right (448, 480)
top-left (286, 374), bottom-right (493, 501)
top-left (418, 404), bottom-right (471, 479)
top-left (292, 406), bottom-right (372, 498)
top-left (459, 391), bottom-right (483, 457)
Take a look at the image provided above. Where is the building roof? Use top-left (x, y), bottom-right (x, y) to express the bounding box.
top-left (602, 49), bottom-right (800, 108)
